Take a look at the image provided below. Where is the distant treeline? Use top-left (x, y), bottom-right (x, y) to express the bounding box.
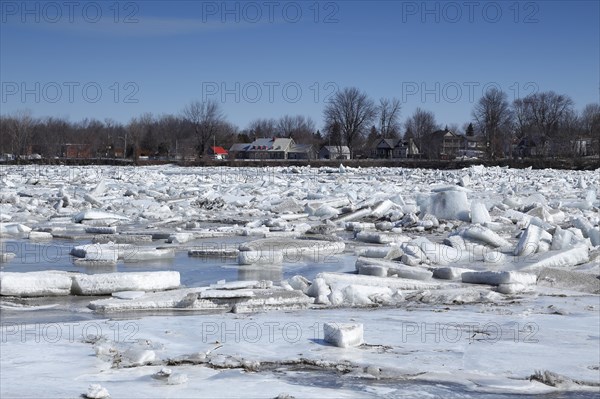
top-left (1, 87), bottom-right (598, 161)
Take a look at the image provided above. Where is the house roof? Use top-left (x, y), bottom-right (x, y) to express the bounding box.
top-left (247, 138), bottom-right (294, 151)
top-left (427, 129), bottom-right (459, 140)
top-left (229, 143), bottom-right (251, 152)
top-left (288, 143), bottom-right (313, 153)
top-left (211, 146), bottom-right (228, 155)
top-left (374, 138), bottom-right (399, 149)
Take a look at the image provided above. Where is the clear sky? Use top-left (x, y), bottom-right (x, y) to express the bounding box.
top-left (1, 0), bottom-right (598, 132)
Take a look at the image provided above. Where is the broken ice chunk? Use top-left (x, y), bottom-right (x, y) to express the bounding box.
top-left (323, 322), bottom-right (364, 348)
top-left (85, 384), bottom-right (110, 399)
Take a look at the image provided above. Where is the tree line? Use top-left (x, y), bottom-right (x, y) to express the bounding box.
top-left (1, 87), bottom-right (598, 160)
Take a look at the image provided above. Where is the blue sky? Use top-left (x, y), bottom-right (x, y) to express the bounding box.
top-left (1, 0), bottom-right (598, 132)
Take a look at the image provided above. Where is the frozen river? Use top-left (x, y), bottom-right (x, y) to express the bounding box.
top-left (1, 164), bottom-right (599, 398)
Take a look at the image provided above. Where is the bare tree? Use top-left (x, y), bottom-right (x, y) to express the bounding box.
top-left (323, 87), bottom-right (376, 157)
top-left (277, 115), bottom-right (316, 140)
top-left (581, 103), bottom-right (600, 136)
top-left (580, 103), bottom-right (600, 156)
top-left (182, 100), bottom-right (225, 158)
top-left (472, 88), bottom-right (513, 159)
top-left (512, 98), bottom-right (534, 138)
top-left (246, 118), bottom-right (277, 139)
top-left (404, 107), bottom-right (438, 157)
top-left (526, 91), bottom-right (574, 138)
top-left (5, 110), bottom-right (36, 159)
top-left (377, 97), bottom-right (401, 138)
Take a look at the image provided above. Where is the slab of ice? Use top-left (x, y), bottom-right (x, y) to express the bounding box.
top-left (420, 190), bottom-right (470, 221)
top-left (111, 291), bottom-right (146, 300)
top-left (188, 247), bottom-right (239, 258)
top-left (356, 257), bottom-right (433, 280)
top-left (333, 207), bottom-right (372, 223)
top-left (514, 224), bottom-right (543, 256)
top-left (471, 202), bottom-right (491, 224)
top-left (0, 271), bottom-right (73, 297)
top-left (124, 247), bottom-right (175, 262)
top-left (315, 272), bottom-right (439, 291)
top-left (432, 266), bottom-right (474, 280)
top-left (70, 243), bottom-right (120, 262)
top-left (74, 210), bottom-right (129, 223)
top-left (0, 223), bottom-right (32, 235)
top-left (460, 225), bottom-right (511, 248)
top-left (27, 231), bottom-right (53, 240)
top-left (462, 271), bottom-right (537, 286)
top-left (313, 204), bottom-right (340, 219)
top-left (357, 264), bottom-right (388, 277)
top-left (306, 277), bottom-right (331, 304)
top-left (237, 250), bottom-right (284, 265)
top-left (323, 323), bottom-right (364, 348)
top-left (371, 199), bottom-right (395, 218)
top-left (571, 217), bottom-right (594, 237)
top-left (85, 226), bottom-right (117, 234)
top-left (355, 231), bottom-right (410, 245)
top-left (496, 283), bottom-right (536, 294)
top-left (551, 227), bottom-right (579, 250)
top-left (71, 271), bottom-right (180, 295)
top-left (239, 238), bottom-right (345, 261)
top-left (355, 246), bottom-right (401, 259)
top-left (589, 228), bottom-right (600, 247)
top-left (328, 284), bottom-right (397, 306)
top-left (521, 245), bottom-right (590, 270)
top-left (411, 237), bottom-right (472, 266)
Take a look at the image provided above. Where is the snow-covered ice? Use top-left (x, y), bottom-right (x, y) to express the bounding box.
top-left (0, 164), bottom-right (598, 398)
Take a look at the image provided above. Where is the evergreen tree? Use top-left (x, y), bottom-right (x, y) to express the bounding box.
top-left (466, 123), bottom-right (475, 137)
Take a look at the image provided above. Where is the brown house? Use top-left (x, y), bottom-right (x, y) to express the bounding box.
top-left (422, 128), bottom-right (463, 159)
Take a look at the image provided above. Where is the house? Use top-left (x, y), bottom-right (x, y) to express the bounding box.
top-left (208, 146), bottom-right (228, 160)
top-left (393, 138), bottom-right (420, 158)
top-left (287, 143), bottom-right (316, 160)
top-left (319, 146), bottom-right (351, 160)
top-left (229, 143), bottom-right (251, 159)
top-left (459, 136), bottom-right (487, 158)
top-left (515, 136), bottom-right (548, 158)
top-left (228, 138), bottom-right (295, 160)
top-left (245, 138), bottom-right (294, 160)
top-left (422, 129), bottom-right (463, 159)
top-left (371, 138), bottom-right (397, 159)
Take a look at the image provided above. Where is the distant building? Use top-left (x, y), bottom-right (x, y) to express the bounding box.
top-left (515, 136), bottom-right (548, 158)
top-left (319, 145), bottom-right (351, 160)
top-left (228, 143), bottom-right (251, 159)
top-left (459, 136), bottom-right (487, 158)
top-left (370, 138), bottom-right (420, 159)
top-left (393, 138), bottom-right (420, 158)
top-left (422, 129), bottom-right (463, 159)
top-left (245, 138), bottom-right (294, 159)
top-left (371, 138), bottom-right (397, 159)
top-left (208, 146), bottom-right (228, 160)
top-left (287, 143), bottom-right (316, 160)
top-left (228, 138), bottom-right (295, 159)
top-left (62, 143), bottom-right (92, 159)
